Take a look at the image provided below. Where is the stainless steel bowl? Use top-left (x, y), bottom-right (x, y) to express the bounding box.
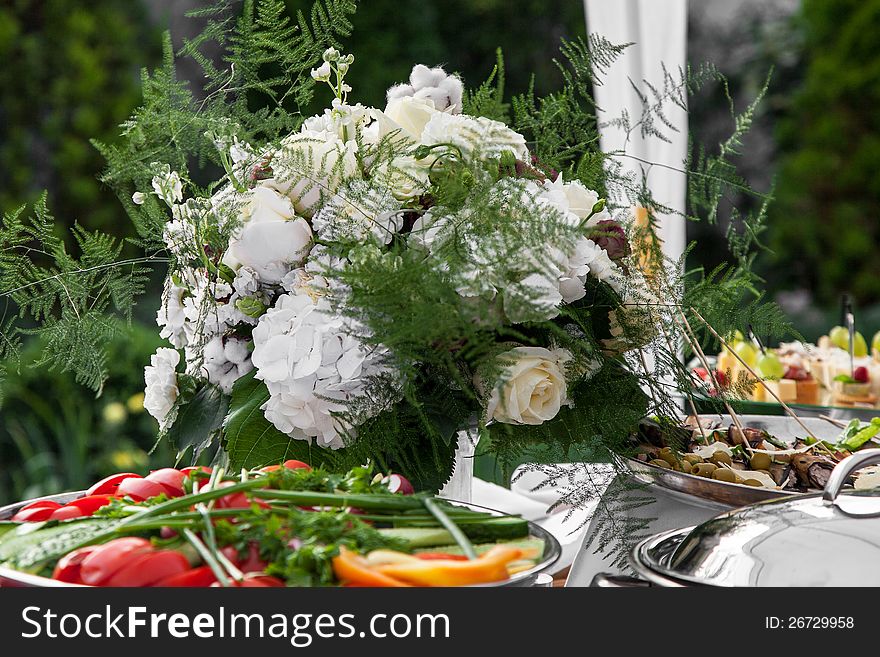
top-left (623, 414), bottom-right (843, 507)
top-left (0, 492), bottom-right (560, 587)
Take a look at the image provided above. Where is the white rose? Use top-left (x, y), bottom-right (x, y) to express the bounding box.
top-left (144, 347), bottom-right (180, 429)
top-left (420, 112), bottom-right (530, 162)
top-left (541, 175), bottom-right (608, 224)
top-left (266, 130), bottom-right (359, 217)
top-left (371, 155), bottom-right (431, 201)
top-left (377, 96), bottom-right (440, 143)
top-left (222, 186), bottom-right (313, 284)
top-left (485, 347), bottom-right (571, 426)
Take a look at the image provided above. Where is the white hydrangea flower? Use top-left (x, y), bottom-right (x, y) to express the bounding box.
top-left (221, 186), bottom-right (313, 284)
top-left (386, 64), bottom-right (464, 113)
top-left (144, 347), bottom-right (180, 429)
top-left (303, 103), bottom-right (375, 145)
top-left (421, 112), bottom-right (530, 162)
top-left (232, 266), bottom-right (261, 297)
top-left (251, 289), bottom-right (388, 449)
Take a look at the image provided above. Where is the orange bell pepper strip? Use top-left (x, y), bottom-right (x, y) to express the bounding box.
top-left (332, 546), bottom-right (411, 587)
top-left (374, 545), bottom-right (523, 587)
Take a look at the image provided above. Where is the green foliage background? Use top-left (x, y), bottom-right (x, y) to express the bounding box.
top-left (768, 0), bottom-right (880, 307)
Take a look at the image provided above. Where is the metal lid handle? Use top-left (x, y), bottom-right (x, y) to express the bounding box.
top-left (822, 448), bottom-right (880, 503)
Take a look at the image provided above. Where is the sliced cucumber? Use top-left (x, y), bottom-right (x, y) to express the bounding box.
top-left (379, 515), bottom-right (530, 547)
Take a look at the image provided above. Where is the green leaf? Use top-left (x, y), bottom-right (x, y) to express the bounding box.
top-left (222, 371), bottom-right (341, 470)
top-left (165, 382), bottom-right (229, 462)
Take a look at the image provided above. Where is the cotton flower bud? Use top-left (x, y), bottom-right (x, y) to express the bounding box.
top-left (235, 295), bottom-right (268, 318)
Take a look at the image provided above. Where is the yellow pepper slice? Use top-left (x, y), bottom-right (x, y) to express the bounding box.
top-left (374, 545), bottom-right (523, 586)
top-left (332, 546), bottom-right (411, 587)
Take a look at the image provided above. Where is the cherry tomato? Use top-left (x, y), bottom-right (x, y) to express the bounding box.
top-left (259, 464), bottom-right (281, 472)
top-left (415, 553), bottom-right (469, 561)
top-left (154, 565), bottom-right (218, 587)
top-left (52, 546), bottom-right (99, 584)
top-left (49, 506), bottom-right (84, 521)
top-left (237, 542), bottom-right (267, 574)
top-left (103, 549), bottom-right (190, 587)
top-left (12, 504), bottom-right (61, 522)
top-left (145, 468), bottom-right (186, 497)
top-left (65, 495), bottom-right (113, 516)
top-left (86, 472), bottom-right (141, 496)
top-left (79, 537), bottom-right (152, 586)
top-left (283, 460), bottom-right (311, 471)
top-left (115, 477), bottom-right (169, 501)
top-left (181, 466), bottom-right (212, 477)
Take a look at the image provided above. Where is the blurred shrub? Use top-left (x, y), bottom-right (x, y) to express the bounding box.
top-left (0, 0), bottom-right (158, 234)
top-left (0, 323), bottom-right (172, 505)
top-left (769, 0), bottom-right (880, 306)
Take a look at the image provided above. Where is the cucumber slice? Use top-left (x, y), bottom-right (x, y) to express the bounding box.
top-left (379, 515), bottom-right (530, 547)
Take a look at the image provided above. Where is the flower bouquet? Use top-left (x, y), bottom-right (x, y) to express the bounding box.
top-left (0, 0), bottom-right (784, 495)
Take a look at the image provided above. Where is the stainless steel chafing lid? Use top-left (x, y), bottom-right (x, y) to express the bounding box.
top-left (638, 449), bottom-right (880, 587)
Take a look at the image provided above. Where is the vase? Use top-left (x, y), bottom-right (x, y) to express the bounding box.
top-left (439, 425), bottom-right (480, 502)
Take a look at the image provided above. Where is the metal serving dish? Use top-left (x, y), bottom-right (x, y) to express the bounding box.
top-left (0, 492), bottom-right (560, 588)
top-left (599, 449), bottom-right (880, 587)
top-left (622, 414), bottom-right (844, 507)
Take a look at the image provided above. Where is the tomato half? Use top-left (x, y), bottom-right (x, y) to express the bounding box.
top-left (12, 504), bottom-right (61, 522)
top-left (49, 506), bottom-right (84, 521)
top-left (181, 466), bottom-right (212, 476)
top-left (145, 468), bottom-right (186, 497)
top-left (79, 537), bottom-right (152, 586)
top-left (52, 546), bottom-right (99, 584)
top-left (154, 566), bottom-right (218, 587)
top-left (65, 495), bottom-right (113, 516)
top-left (237, 542), bottom-right (267, 574)
top-left (86, 472), bottom-right (142, 496)
top-left (115, 477), bottom-right (168, 502)
top-left (17, 500), bottom-right (63, 512)
top-left (283, 460), bottom-right (311, 471)
top-left (103, 549), bottom-right (190, 587)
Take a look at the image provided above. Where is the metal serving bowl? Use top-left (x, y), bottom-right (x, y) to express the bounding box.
top-left (622, 414), bottom-right (845, 507)
top-left (0, 492), bottom-right (560, 588)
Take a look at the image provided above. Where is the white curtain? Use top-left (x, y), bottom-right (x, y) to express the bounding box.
top-left (583, 0), bottom-right (688, 265)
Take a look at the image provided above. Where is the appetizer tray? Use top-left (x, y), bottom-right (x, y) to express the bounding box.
top-left (622, 414), bottom-right (851, 507)
top-left (0, 490), bottom-right (560, 588)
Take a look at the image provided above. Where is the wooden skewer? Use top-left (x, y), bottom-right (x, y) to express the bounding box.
top-left (819, 414), bottom-right (848, 429)
top-left (657, 319), bottom-right (709, 444)
top-left (675, 310), bottom-right (753, 454)
top-left (688, 307), bottom-right (819, 442)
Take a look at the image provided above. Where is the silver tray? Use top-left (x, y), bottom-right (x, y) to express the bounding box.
top-left (622, 414), bottom-right (845, 507)
top-left (0, 491), bottom-right (560, 588)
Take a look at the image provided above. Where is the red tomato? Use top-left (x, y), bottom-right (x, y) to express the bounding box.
top-left (145, 468), bottom-right (186, 497)
top-left (87, 472), bottom-right (142, 496)
top-left (238, 542), bottom-right (267, 574)
top-left (12, 504), bottom-right (61, 522)
top-left (259, 464), bottom-right (281, 472)
top-left (17, 500), bottom-right (63, 512)
top-left (52, 546), bottom-right (99, 584)
top-left (79, 537), bottom-right (152, 586)
top-left (154, 566), bottom-right (218, 587)
top-left (283, 460), bottom-right (311, 471)
top-left (65, 495), bottom-right (113, 516)
top-left (49, 506), bottom-right (84, 521)
top-left (103, 550), bottom-right (190, 587)
top-left (115, 477), bottom-right (169, 501)
top-left (214, 481), bottom-right (269, 510)
top-left (181, 466), bottom-right (212, 476)
top-left (415, 553), bottom-right (469, 561)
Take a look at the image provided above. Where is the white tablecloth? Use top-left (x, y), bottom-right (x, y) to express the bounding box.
top-left (470, 464), bottom-right (614, 572)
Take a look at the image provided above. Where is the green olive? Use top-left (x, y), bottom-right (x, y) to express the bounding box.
top-left (712, 468), bottom-right (738, 483)
top-left (682, 454), bottom-right (704, 466)
top-left (742, 478), bottom-right (763, 487)
top-left (649, 459), bottom-right (671, 469)
top-left (709, 451), bottom-right (732, 466)
top-left (691, 463), bottom-right (718, 478)
top-left (749, 453), bottom-right (772, 471)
